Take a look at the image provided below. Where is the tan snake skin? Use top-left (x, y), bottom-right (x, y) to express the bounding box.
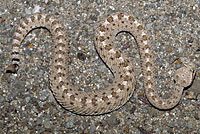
top-left (8, 13), bottom-right (196, 115)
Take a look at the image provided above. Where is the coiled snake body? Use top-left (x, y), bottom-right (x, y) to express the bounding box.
top-left (8, 13), bottom-right (196, 115)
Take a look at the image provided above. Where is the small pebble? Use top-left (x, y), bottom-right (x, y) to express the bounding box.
top-left (77, 52), bottom-right (86, 61)
top-left (32, 5), bottom-right (41, 13)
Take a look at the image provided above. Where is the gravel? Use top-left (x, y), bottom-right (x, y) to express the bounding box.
top-left (0, 0), bottom-right (200, 133)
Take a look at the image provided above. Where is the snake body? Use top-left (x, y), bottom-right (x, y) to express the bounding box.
top-left (9, 13), bottom-right (195, 115)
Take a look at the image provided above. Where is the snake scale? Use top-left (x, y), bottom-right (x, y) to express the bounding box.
top-left (8, 13), bottom-right (196, 115)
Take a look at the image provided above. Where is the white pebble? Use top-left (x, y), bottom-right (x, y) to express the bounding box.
top-left (32, 5), bottom-right (41, 14)
top-left (25, 8), bottom-right (31, 14)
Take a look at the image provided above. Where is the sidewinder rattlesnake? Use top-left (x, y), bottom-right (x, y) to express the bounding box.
top-left (7, 13), bottom-right (196, 115)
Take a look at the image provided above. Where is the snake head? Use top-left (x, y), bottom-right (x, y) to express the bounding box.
top-left (184, 62), bottom-right (196, 74)
top-left (174, 62), bottom-right (196, 88)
